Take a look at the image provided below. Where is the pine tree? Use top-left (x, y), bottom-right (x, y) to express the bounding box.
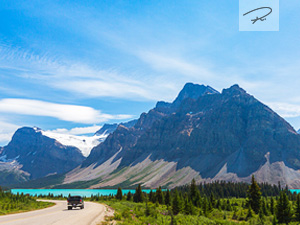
top-left (259, 206), bottom-right (264, 224)
top-left (295, 194), bottom-right (300, 222)
top-left (156, 186), bottom-right (164, 204)
top-left (184, 198), bottom-right (193, 215)
top-left (116, 187), bottom-right (122, 200)
top-left (172, 189), bottom-right (183, 215)
top-left (126, 191), bottom-right (132, 201)
top-left (195, 189), bottom-right (201, 208)
top-left (165, 189), bottom-right (171, 206)
top-left (276, 191), bottom-right (291, 224)
top-left (262, 198), bottom-right (268, 215)
top-left (278, 181), bottom-right (281, 192)
top-left (270, 197), bottom-right (275, 215)
top-left (210, 193), bottom-right (216, 208)
top-left (133, 184), bottom-right (144, 203)
top-left (149, 190), bottom-right (154, 203)
top-left (202, 197), bottom-right (208, 216)
top-left (247, 175), bottom-right (262, 214)
top-left (190, 179), bottom-right (197, 203)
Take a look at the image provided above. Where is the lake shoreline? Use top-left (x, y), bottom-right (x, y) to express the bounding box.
top-left (11, 188), bottom-right (156, 198)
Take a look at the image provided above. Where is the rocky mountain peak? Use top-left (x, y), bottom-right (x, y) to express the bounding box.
top-left (95, 123), bottom-right (118, 136)
top-left (155, 83), bottom-right (219, 111)
top-left (10, 127), bottom-right (43, 146)
top-left (173, 83), bottom-right (219, 106)
top-left (222, 84), bottom-right (247, 96)
top-left (1, 126), bottom-right (85, 181)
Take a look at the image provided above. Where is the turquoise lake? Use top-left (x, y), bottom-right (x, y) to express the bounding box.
top-left (11, 189), bottom-right (154, 197)
top-left (290, 189), bottom-right (300, 194)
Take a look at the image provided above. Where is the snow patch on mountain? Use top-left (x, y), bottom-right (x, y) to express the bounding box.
top-left (41, 130), bottom-right (108, 157)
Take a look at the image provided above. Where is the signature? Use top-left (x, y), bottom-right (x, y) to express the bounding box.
top-left (243, 7), bottom-right (272, 24)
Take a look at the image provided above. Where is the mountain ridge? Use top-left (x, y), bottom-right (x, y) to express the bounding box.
top-left (0, 127), bottom-right (85, 185)
top-left (5, 83), bottom-right (300, 189)
top-left (62, 83), bottom-right (300, 189)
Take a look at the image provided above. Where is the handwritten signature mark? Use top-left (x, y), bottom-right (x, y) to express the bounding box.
top-left (243, 7), bottom-right (272, 24)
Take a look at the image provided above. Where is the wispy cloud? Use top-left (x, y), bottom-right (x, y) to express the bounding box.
top-left (267, 102), bottom-right (300, 118)
top-left (0, 44), bottom-right (179, 101)
top-left (47, 125), bottom-right (102, 135)
top-left (136, 51), bottom-right (215, 80)
top-left (0, 98), bottom-right (132, 124)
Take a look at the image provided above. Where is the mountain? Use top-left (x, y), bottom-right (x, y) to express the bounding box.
top-left (0, 120), bottom-right (128, 186)
top-left (82, 84), bottom-right (218, 167)
top-left (41, 130), bottom-right (107, 157)
top-left (95, 123), bottom-right (118, 136)
top-left (0, 127), bottom-right (85, 185)
top-left (94, 120), bottom-right (138, 136)
top-left (60, 83), bottom-right (300, 189)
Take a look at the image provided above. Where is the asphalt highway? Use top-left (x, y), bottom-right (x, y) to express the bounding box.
top-left (0, 200), bottom-right (108, 225)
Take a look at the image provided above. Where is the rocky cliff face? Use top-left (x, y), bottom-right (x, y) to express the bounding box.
top-left (63, 83), bottom-right (300, 188)
top-left (0, 127), bottom-right (85, 184)
top-left (82, 84), bottom-right (218, 167)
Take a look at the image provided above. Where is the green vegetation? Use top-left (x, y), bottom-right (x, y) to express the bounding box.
top-left (116, 187), bottom-right (123, 200)
top-left (91, 177), bottom-right (300, 224)
top-left (0, 186), bottom-right (54, 215)
top-left (247, 175), bottom-right (262, 214)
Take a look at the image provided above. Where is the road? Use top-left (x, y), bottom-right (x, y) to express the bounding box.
top-left (0, 200), bottom-right (112, 225)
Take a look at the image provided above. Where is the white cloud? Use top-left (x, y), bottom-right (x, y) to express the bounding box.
top-left (0, 98), bottom-right (132, 124)
top-left (54, 79), bottom-right (155, 100)
top-left (0, 44), bottom-right (179, 101)
top-left (267, 102), bottom-right (300, 118)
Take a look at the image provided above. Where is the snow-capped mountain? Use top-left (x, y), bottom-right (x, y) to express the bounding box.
top-left (0, 124), bottom-right (117, 186)
top-left (41, 130), bottom-right (107, 157)
top-left (0, 127), bottom-right (85, 185)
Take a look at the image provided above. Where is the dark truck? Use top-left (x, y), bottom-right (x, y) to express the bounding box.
top-left (67, 195), bottom-right (84, 210)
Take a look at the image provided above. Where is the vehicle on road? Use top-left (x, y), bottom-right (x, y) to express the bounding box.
top-left (67, 195), bottom-right (84, 210)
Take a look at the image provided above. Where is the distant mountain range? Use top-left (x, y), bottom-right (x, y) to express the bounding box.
top-left (0, 125), bottom-right (115, 186)
top-left (94, 120), bottom-right (137, 136)
top-left (3, 83), bottom-right (300, 189)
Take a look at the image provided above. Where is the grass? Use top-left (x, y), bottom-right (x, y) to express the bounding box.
top-left (97, 199), bottom-right (240, 225)
top-left (0, 198), bottom-right (54, 216)
top-left (94, 198), bottom-right (300, 225)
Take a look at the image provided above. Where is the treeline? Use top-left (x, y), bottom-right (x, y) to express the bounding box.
top-left (33, 193), bottom-right (66, 199)
top-left (175, 180), bottom-right (285, 198)
top-left (91, 178), bottom-right (300, 224)
top-left (0, 186), bottom-right (53, 214)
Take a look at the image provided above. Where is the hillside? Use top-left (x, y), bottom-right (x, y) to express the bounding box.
top-left (60, 83), bottom-right (300, 189)
top-left (0, 127), bottom-right (85, 185)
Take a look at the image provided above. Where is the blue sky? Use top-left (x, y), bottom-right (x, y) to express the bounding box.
top-left (1, 0), bottom-right (300, 146)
